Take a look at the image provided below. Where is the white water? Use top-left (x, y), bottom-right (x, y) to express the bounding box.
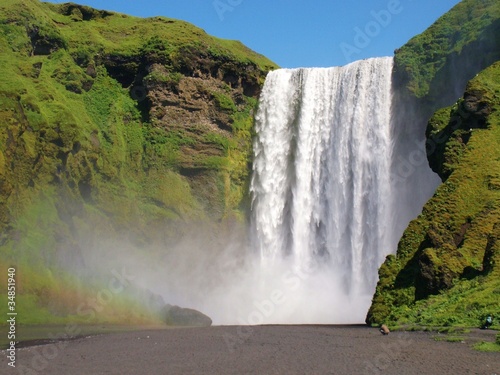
top-left (85, 57), bottom-right (439, 326)
top-left (250, 57), bottom-right (396, 323)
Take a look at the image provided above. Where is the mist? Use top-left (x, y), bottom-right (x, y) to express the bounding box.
top-left (67, 57), bottom-right (441, 326)
top-left (52, 53), bottom-right (451, 327)
top-left (69, 230), bottom-right (377, 325)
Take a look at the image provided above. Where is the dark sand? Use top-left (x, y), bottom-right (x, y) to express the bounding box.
top-left (1, 325), bottom-right (499, 375)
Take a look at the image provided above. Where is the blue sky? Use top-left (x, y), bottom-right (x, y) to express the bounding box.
top-left (46, 0), bottom-right (461, 68)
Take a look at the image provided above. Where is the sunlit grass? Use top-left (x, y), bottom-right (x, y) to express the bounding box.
top-left (0, 0), bottom-right (276, 327)
top-left (369, 61), bottom-right (500, 327)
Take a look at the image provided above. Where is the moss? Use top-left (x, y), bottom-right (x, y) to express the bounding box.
top-left (212, 91), bottom-right (237, 113)
top-left (368, 62), bottom-right (500, 327)
top-left (474, 340), bottom-right (500, 352)
top-left (0, 150), bottom-right (5, 175)
top-left (394, 0), bottom-right (500, 99)
top-left (0, 0), bottom-right (277, 325)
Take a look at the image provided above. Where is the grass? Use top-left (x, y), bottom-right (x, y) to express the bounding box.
top-left (0, 258), bottom-right (163, 330)
top-left (474, 337), bottom-right (500, 352)
top-left (0, 0), bottom-right (276, 225)
top-left (368, 61), bottom-right (500, 327)
top-left (394, 0), bottom-right (500, 99)
top-left (474, 342), bottom-right (500, 352)
top-left (0, 0), bottom-right (276, 326)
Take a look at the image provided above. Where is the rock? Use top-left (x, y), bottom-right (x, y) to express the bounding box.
top-left (380, 324), bottom-right (390, 335)
top-left (147, 293), bottom-right (167, 315)
top-left (161, 304), bottom-right (212, 327)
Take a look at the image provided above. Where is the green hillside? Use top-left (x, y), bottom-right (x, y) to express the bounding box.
top-left (393, 0), bottom-right (500, 108)
top-left (368, 61), bottom-right (500, 328)
top-left (0, 0), bottom-right (277, 325)
top-left (368, 0), bottom-right (500, 328)
top-left (1, 0), bottom-right (499, 332)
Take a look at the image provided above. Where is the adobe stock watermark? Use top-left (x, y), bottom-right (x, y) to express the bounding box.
top-left (340, 0), bottom-right (410, 63)
top-left (213, 0), bottom-right (243, 21)
top-left (12, 267), bottom-right (135, 375)
top-left (363, 330), bottom-right (414, 374)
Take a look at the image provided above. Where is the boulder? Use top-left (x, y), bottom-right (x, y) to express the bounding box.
top-left (380, 324), bottom-right (390, 335)
top-left (161, 304), bottom-right (212, 327)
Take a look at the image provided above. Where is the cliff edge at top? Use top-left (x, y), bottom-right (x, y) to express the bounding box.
top-left (393, 0), bottom-right (500, 110)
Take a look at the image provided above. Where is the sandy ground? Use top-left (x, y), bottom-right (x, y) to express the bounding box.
top-left (1, 325), bottom-right (499, 375)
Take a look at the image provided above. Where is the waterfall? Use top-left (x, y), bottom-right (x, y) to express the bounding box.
top-left (115, 57), bottom-right (439, 326)
top-left (250, 57), bottom-right (396, 322)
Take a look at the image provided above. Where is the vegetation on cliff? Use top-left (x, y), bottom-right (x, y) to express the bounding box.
top-left (0, 0), bottom-right (277, 325)
top-left (368, 0), bottom-right (500, 330)
top-left (1, 0), bottom-right (498, 332)
top-left (393, 0), bottom-right (500, 108)
top-left (367, 61), bottom-right (500, 328)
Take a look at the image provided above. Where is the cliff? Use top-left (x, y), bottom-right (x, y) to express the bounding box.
top-left (367, 0), bottom-right (500, 327)
top-left (0, 0), bottom-right (276, 324)
top-left (393, 0), bottom-right (500, 109)
top-left (2, 0), bottom-right (499, 329)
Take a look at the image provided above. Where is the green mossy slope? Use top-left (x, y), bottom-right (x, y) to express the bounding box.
top-left (0, 0), bottom-right (277, 325)
top-left (394, 0), bottom-right (500, 108)
top-left (369, 0), bottom-right (500, 329)
top-left (367, 61), bottom-right (500, 327)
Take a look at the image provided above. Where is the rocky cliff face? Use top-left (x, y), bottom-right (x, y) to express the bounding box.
top-left (367, 0), bottom-right (500, 327)
top-left (0, 0), bottom-right (276, 324)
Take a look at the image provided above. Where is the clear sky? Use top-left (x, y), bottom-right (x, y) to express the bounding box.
top-left (45, 0), bottom-right (462, 68)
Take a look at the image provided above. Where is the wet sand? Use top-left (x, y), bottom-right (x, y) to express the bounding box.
top-left (1, 325), bottom-right (499, 374)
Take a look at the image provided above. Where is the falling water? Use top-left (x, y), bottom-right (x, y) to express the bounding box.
top-left (250, 57), bottom-right (396, 321)
top-left (83, 57), bottom-right (438, 325)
